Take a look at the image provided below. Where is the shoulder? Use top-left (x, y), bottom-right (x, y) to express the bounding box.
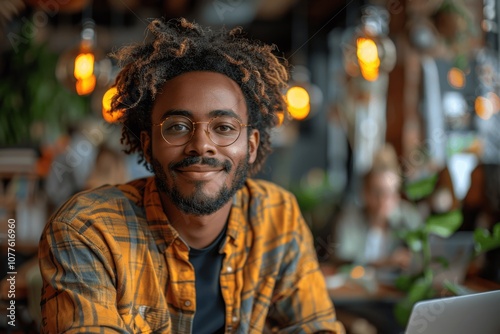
top-left (244, 178), bottom-right (297, 203)
top-left (243, 178), bottom-right (302, 217)
top-left (48, 178), bottom-right (147, 230)
top-left (240, 179), bottom-right (305, 235)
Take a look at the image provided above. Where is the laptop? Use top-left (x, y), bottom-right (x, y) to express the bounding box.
top-left (429, 231), bottom-right (475, 285)
top-left (408, 231), bottom-right (475, 285)
top-left (405, 289), bottom-right (500, 334)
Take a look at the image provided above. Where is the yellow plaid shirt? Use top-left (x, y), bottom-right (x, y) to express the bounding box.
top-left (39, 177), bottom-right (344, 333)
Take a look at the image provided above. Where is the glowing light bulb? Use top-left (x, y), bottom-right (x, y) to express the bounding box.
top-left (74, 53), bottom-right (95, 80)
top-left (357, 38), bottom-right (379, 63)
top-left (475, 96), bottom-right (494, 120)
top-left (350, 266), bottom-right (366, 279)
top-left (356, 37), bottom-right (380, 81)
top-left (75, 75), bottom-right (96, 96)
top-left (448, 67), bottom-right (466, 89)
top-left (102, 86), bottom-right (123, 123)
top-left (286, 86), bottom-right (310, 120)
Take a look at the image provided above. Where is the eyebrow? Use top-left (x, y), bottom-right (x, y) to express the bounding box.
top-left (159, 109), bottom-right (190, 122)
top-left (158, 109), bottom-right (243, 122)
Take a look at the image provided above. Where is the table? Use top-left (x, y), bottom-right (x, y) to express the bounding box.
top-left (324, 269), bottom-right (500, 334)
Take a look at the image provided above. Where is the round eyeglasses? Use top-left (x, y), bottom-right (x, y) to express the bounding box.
top-left (155, 115), bottom-right (249, 147)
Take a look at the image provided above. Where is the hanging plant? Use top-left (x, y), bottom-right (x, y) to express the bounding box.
top-left (0, 23), bottom-right (90, 146)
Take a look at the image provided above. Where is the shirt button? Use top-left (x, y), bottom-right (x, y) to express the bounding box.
top-left (232, 316), bottom-right (238, 323)
top-left (227, 266), bottom-right (233, 273)
top-left (184, 300), bottom-right (191, 307)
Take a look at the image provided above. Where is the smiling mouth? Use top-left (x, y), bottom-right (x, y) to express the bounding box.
top-left (176, 166), bottom-right (223, 180)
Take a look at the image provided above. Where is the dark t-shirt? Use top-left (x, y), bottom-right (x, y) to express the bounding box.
top-left (189, 227), bottom-right (227, 334)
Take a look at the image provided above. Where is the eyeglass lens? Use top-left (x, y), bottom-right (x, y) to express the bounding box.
top-left (161, 115), bottom-right (243, 146)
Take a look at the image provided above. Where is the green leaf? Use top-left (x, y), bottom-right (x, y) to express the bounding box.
top-left (394, 276), bottom-right (435, 326)
top-left (404, 174), bottom-right (438, 201)
top-left (394, 301), bottom-right (413, 326)
top-left (474, 223), bottom-right (500, 254)
top-left (424, 210), bottom-right (463, 238)
top-left (407, 276), bottom-right (433, 303)
top-left (397, 229), bottom-right (425, 252)
top-left (395, 273), bottom-right (419, 291)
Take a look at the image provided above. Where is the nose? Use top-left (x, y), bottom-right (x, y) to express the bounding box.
top-left (184, 122), bottom-right (216, 156)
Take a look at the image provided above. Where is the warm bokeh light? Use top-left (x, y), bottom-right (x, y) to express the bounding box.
top-left (475, 95), bottom-right (494, 120)
top-left (286, 86), bottom-right (310, 109)
top-left (75, 75), bottom-right (96, 96)
top-left (288, 105), bottom-right (310, 120)
top-left (357, 38), bottom-right (379, 63)
top-left (448, 67), bottom-right (466, 89)
top-left (286, 86), bottom-right (311, 120)
top-left (275, 110), bottom-right (285, 126)
top-left (102, 86), bottom-right (117, 111)
top-left (356, 37), bottom-right (380, 81)
top-left (350, 265), bottom-right (365, 279)
top-left (360, 66), bottom-right (379, 82)
top-left (74, 53), bottom-right (95, 80)
top-left (72, 50), bottom-right (97, 95)
top-left (102, 86), bottom-right (123, 123)
top-left (56, 43), bottom-right (110, 96)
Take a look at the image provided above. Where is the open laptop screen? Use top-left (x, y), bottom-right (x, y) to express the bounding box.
top-left (407, 231), bottom-right (475, 285)
top-left (405, 290), bottom-right (500, 334)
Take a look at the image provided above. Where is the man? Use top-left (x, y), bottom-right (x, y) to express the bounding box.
top-left (39, 18), bottom-right (344, 333)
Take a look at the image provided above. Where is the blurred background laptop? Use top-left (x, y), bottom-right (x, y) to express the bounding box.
top-left (405, 289), bottom-right (500, 334)
top-left (408, 231), bottom-right (475, 286)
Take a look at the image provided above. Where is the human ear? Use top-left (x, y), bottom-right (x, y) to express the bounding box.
top-left (248, 129), bottom-right (259, 164)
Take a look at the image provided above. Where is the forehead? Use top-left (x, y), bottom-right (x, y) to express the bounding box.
top-left (151, 71), bottom-right (247, 121)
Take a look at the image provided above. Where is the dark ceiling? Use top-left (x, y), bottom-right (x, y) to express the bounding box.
top-left (9, 0), bottom-right (359, 57)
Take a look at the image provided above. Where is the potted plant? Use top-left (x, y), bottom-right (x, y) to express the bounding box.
top-left (394, 174), bottom-right (500, 326)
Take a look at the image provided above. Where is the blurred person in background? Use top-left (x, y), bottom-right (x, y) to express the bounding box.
top-left (326, 144), bottom-right (423, 271)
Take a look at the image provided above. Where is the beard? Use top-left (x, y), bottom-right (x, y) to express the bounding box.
top-left (151, 153), bottom-right (250, 216)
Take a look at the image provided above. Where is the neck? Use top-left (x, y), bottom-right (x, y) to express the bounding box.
top-left (159, 192), bottom-right (232, 249)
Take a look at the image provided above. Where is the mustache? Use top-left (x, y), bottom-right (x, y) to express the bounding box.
top-left (170, 156), bottom-right (232, 172)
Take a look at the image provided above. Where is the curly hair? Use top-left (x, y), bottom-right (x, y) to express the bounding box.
top-left (109, 17), bottom-right (289, 175)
